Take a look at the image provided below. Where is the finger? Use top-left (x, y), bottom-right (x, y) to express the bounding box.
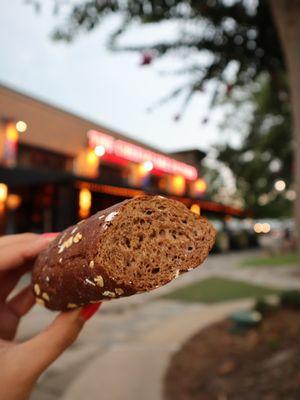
top-left (0, 233), bottom-right (39, 249)
top-left (0, 268), bottom-right (26, 302)
top-left (0, 286), bottom-right (35, 341)
top-left (19, 303), bottom-right (100, 378)
top-left (0, 236), bottom-right (55, 272)
top-left (7, 285), bottom-right (35, 318)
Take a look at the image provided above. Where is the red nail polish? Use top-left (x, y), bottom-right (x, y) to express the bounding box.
top-left (80, 303), bottom-right (101, 321)
top-left (42, 232), bottom-right (60, 239)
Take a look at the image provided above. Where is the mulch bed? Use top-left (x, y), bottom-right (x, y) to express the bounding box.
top-left (164, 308), bottom-right (300, 400)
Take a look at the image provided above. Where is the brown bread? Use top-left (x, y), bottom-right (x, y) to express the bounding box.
top-left (32, 195), bottom-right (216, 310)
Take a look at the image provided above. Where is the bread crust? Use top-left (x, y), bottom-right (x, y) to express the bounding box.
top-left (32, 196), bottom-right (215, 310)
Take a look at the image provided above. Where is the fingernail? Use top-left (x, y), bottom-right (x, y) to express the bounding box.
top-left (42, 232), bottom-right (60, 240)
top-left (80, 303), bottom-right (101, 321)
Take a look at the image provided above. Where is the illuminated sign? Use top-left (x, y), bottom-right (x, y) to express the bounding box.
top-left (87, 130), bottom-right (198, 180)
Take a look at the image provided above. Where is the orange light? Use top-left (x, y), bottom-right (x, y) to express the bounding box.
top-left (0, 183), bottom-right (8, 203)
top-left (3, 122), bottom-right (19, 167)
top-left (79, 188), bottom-right (92, 218)
top-left (6, 123), bottom-right (18, 141)
top-left (194, 178), bottom-right (207, 194)
top-left (73, 148), bottom-right (99, 178)
top-left (172, 175), bottom-right (186, 196)
top-left (137, 163), bottom-right (148, 177)
top-left (87, 149), bottom-right (98, 166)
top-left (137, 160), bottom-right (153, 178)
top-left (190, 204), bottom-right (201, 215)
top-left (7, 194), bottom-right (22, 210)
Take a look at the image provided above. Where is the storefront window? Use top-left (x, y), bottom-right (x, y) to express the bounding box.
top-left (17, 144), bottom-right (72, 171)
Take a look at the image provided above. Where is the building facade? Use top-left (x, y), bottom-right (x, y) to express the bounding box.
top-left (0, 83), bottom-right (244, 235)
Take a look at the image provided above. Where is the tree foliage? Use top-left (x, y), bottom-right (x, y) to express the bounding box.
top-left (36, 0), bottom-right (293, 216)
top-left (51, 1), bottom-right (285, 105)
top-left (218, 74), bottom-right (293, 217)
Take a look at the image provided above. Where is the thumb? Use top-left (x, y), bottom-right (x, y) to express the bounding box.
top-left (17, 303), bottom-right (100, 379)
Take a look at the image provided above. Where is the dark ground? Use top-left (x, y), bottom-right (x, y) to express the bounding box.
top-left (164, 308), bottom-right (300, 400)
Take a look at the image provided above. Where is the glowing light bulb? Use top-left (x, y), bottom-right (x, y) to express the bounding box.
top-left (142, 160), bottom-right (154, 172)
top-left (194, 178), bottom-right (207, 194)
top-left (94, 145), bottom-right (106, 157)
top-left (79, 188), bottom-right (92, 218)
top-left (16, 121), bottom-right (27, 132)
top-left (0, 183), bottom-right (8, 203)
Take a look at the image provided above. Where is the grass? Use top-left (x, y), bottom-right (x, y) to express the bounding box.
top-left (162, 277), bottom-right (281, 304)
top-left (241, 253), bottom-right (298, 267)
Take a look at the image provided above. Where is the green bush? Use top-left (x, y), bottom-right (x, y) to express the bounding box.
top-left (280, 290), bottom-right (300, 309)
top-left (253, 296), bottom-right (280, 314)
top-left (254, 298), bottom-right (270, 315)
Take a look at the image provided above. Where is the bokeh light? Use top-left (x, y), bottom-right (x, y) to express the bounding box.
top-left (7, 194), bottom-right (22, 210)
top-left (286, 189), bottom-right (296, 201)
top-left (15, 120), bottom-right (27, 132)
top-left (262, 223), bottom-right (271, 234)
top-left (253, 223), bottom-right (262, 233)
top-left (0, 183), bottom-right (8, 203)
top-left (79, 188), bottom-right (92, 218)
top-left (274, 180), bottom-right (286, 192)
top-left (94, 145), bottom-right (106, 157)
top-left (142, 160), bottom-right (154, 172)
top-left (194, 178), bottom-right (207, 194)
top-left (190, 204), bottom-right (201, 215)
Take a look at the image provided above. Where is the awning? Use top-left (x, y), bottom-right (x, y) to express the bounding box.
top-left (0, 166), bottom-right (249, 217)
top-left (0, 166), bottom-right (72, 187)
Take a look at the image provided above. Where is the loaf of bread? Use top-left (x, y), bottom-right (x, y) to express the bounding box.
top-left (32, 195), bottom-right (216, 310)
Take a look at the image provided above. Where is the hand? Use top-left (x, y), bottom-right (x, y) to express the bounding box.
top-left (0, 233), bottom-right (100, 400)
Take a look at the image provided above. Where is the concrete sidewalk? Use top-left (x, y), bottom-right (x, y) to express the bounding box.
top-left (62, 299), bottom-right (254, 400)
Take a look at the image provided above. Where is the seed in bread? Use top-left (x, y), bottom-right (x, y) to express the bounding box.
top-left (32, 195), bottom-right (216, 311)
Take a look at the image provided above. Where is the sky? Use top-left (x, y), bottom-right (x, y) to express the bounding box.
top-left (0, 0), bottom-right (232, 153)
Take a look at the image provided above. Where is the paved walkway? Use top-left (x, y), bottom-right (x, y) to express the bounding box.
top-left (15, 250), bottom-right (299, 400)
top-left (63, 299), bottom-right (254, 400)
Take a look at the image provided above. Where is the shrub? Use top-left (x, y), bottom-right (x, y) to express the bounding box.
top-left (280, 290), bottom-right (300, 309)
top-left (254, 298), bottom-right (270, 315)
